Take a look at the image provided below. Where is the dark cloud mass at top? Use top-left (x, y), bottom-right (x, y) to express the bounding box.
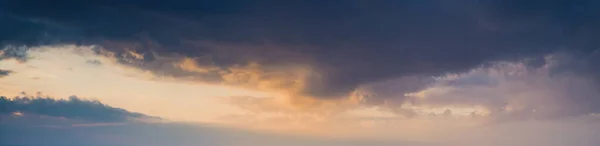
top-left (1, 0), bottom-right (600, 99)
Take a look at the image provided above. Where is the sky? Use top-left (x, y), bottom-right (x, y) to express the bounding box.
top-left (1, 0), bottom-right (600, 146)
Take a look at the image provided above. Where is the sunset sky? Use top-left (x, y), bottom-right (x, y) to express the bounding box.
top-left (2, 0), bottom-right (600, 146)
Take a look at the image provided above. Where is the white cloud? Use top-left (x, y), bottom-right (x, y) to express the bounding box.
top-left (0, 45), bottom-right (273, 123)
top-left (401, 53), bottom-right (600, 121)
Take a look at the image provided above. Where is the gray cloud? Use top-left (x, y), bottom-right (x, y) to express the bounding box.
top-left (0, 94), bottom-right (155, 122)
top-left (86, 59), bottom-right (102, 65)
top-left (1, 0), bottom-right (599, 101)
top-left (391, 52), bottom-right (600, 121)
top-left (0, 69), bottom-right (12, 77)
top-left (0, 45), bottom-right (29, 62)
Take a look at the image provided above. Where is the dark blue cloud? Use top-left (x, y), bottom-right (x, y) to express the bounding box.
top-left (0, 94), bottom-right (154, 122)
top-left (1, 0), bottom-right (599, 99)
top-left (0, 69), bottom-right (11, 77)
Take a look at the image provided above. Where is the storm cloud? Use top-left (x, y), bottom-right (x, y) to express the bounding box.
top-left (1, 0), bottom-right (600, 103)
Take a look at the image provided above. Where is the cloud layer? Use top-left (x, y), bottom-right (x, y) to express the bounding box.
top-left (2, 93), bottom-right (600, 146)
top-left (2, 0), bottom-right (600, 102)
top-left (398, 52), bottom-right (600, 121)
top-left (3, 1), bottom-right (600, 145)
top-left (1, 1), bottom-right (600, 135)
top-left (0, 94), bottom-right (153, 122)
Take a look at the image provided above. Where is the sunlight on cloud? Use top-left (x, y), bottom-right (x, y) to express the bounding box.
top-left (12, 111), bottom-right (24, 116)
top-left (401, 54), bottom-right (600, 122)
top-left (175, 57), bottom-right (220, 73)
top-left (0, 45), bottom-right (275, 123)
top-left (0, 44), bottom-right (416, 139)
top-left (173, 55), bottom-right (373, 120)
top-left (3, 44), bottom-right (600, 141)
top-left (0, 45), bottom-right (427, 139)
